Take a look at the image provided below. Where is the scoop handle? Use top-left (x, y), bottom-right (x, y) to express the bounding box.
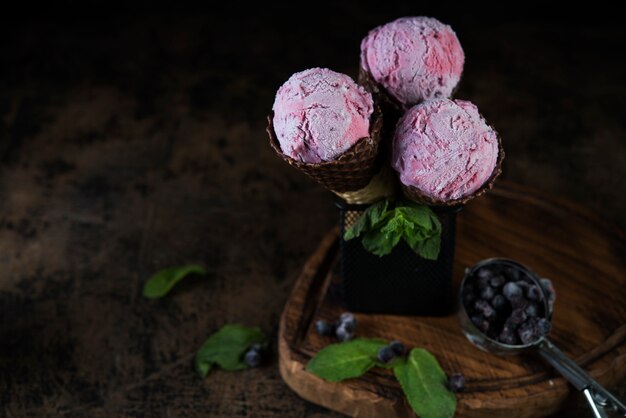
top-left (538, 338), bottom-right (626, 415)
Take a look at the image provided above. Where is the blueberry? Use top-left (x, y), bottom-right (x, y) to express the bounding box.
top-left (377, 346), bottom-right (396, 363)
top-left (244, 349), bottom-right (261, 367)
top-left (510, 296), bottom-right (529, 310)
top-left (315, 320), bottom-right (335, 336)
top-left (249, 343), bottom-right (264, 353)
top-left (489, 275), bottom-right (505, 288)
top-left (537, 318), bottom-right (551, 335)
top-left (518, 321), bottom-right (541, 345)
top-left (480, 286), bottom-right (495, 300)
top-left (448, 373), bottom-right (465, 393)
top-left (471, 315), bottom-right (490, 333)
top-left (492, 294), bottom-right (508, 311)
top-left (540, 278), bottom-right (556, 312)
top-left (498, 328), bottom-right (518, 345)
top-left (336, 322), bottom-right (354, 341)
top-left (527, 285), bottom-right (542, 301)
top-left (525, 302), bottom-right (539, 317)
top-left (503, 282), bottom-right (522, 301)
top-left (389, 340), bottom-right (405, 356)
top-left (474, 300), bottom-right (496, 320)
top-left (476, 267), bottom-right (494, 281)
top-left (515, 280), bottom-right (530, 291)
top-left (509, 308), bottom-right (528, 325)
top-left (339, 312), bottom-right (357, 332)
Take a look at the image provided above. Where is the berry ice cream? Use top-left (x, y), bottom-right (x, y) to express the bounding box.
top-left (360, 17), bottom-right (464, 107)
top-left (272, 68), bottom-right (374, 164)
top-left (392, 98), bottom-right (499, 202)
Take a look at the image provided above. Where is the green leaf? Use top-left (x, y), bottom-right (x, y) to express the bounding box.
top-left (344, 199), bottom-right (389, 241)
top-left (143, 264), bottom-right (207, 299)
top-left (306, 338), bottom-right (387, 382)
top-left (195, 324), bottom-right (266, 377)
top-left (362, 228), bottom-right (398, 256)
top-left (393, 349), bottom-right (456, 418)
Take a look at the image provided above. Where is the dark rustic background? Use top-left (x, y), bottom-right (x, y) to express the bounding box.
top-left (1, 8), bottom-right (625, 418)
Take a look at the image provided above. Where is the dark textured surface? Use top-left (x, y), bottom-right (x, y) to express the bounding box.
top-left (0, 10), bottom-right (625, 418)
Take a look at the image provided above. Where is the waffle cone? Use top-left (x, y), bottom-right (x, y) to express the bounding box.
top-left (401, 132), bottom-right (505, 207)
top-left (266, 106), bottom-right (384, 193)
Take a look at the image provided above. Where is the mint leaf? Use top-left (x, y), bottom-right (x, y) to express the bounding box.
top-left (344, 199), bottom-right (389, 240)
top-left (393, 348), bottom-right (456, 418)
top-left (143, 264), bottom-right (207, 299)
top-left (306, 338), bottom-right (387, 382)
top-left (195, 324), bottom-right (266, 377)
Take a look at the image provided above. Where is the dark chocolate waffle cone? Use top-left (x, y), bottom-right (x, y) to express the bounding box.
top-left (266, 106), bottom-right (384, 194)
top-left (401, 133), bottom-right (505, 207)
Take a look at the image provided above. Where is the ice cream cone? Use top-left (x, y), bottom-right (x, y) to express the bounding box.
top-left (267, 105), bottom-right (387, 195)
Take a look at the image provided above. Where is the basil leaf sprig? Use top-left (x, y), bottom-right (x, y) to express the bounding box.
top-left (195, 324), bottom-right (266, 377)
top-left (344, 199), bottom-right (442, 259)
top-left (143, 264), bottom-right (207, 299)
top-left (307, 338), bottom-right (456, 418)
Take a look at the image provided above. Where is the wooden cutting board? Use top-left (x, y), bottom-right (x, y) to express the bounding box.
top-left (278, 181), bottom-right (626, 418)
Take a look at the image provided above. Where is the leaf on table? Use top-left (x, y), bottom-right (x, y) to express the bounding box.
top-left (143, 264), bottom-right (207, 299)
top-left (393, 348), bottom-right (456, 418)
top-left (195, 324), bottom-right (266, 377)
top-left (306, 338), bottom-right (387, 382)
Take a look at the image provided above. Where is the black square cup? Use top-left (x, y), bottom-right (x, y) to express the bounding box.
top-left (336, 198), bottom-right (460, 316)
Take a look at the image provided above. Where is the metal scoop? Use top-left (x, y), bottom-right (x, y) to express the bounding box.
top-left (458, 258), bottom-right (626, 417)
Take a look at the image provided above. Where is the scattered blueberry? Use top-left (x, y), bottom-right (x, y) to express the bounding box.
top-left (389, 340), bottom-right (405, 356)
top-left (250, 343), bottom-right (264, 353)
top-left (339, 312), bottom-right (357, 333)
top-left (448, 373), bottom-right (466, 393)
top-left (377, 345), bottom-right (396, 363)
top-left (244, 349), bottom-right (261, 367)
top-left (491, 294), bottom-right (507, 311)
top-left (336, 322), bottom-right (354, 342)
top-left (503, 282), bottom-right (522, 301)
top-left (480, 286), bottom-right (495, 300)
top-left (315, 320), bottom-right (335, 336)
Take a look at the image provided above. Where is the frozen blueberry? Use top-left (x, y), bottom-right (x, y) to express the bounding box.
top-left (518, 321), bottom-right (541, 345)
top-left (448, 373), bottom-right (466, 393)
top-left (503, 282), bottom-right (523, 301)
top-left (476, 267), bottom-right (494, 281)
top-left (474, 300), bottom-right (496, 321)
top-left (244, 349), bottom-right (261, 367)
top-left (498, 328), bottom-right (518, 345)
top-left (389, 340), bottom-right (405, 356)
top-left (489, 275), bottom-right (505, 288)
top-left (527, 285), bottom-right (542, 301)
top-left (471, 315), bottom-right (490, 333)
top-left (377, 346), bottom-right (396, 363)
top-left (511, 296), bottom-right (529, 310)
top-left (492, 294), bottom-right (508, 311)
top-left (336, 322), bottom-right (354, 342)
top-left (315, 320), bottom-right (336, 336)
top-left (525, 302), bottom-right (539, 318)
top-left (509, 308), bottom-right (528, 325)
top-left (480, 286), bottom-right (495, 300)
top-left (540, 278), bottom-right (556, 312)
top-left (537, 318), bottom-right (551, 335)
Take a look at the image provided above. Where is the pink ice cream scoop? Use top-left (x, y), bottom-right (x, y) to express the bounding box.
top-left (361, 17), bottom-right (464, 106)
top-left (272, 68), bottom-right (374, 164)
top-left (392, 98), bottom-right (499, 201)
